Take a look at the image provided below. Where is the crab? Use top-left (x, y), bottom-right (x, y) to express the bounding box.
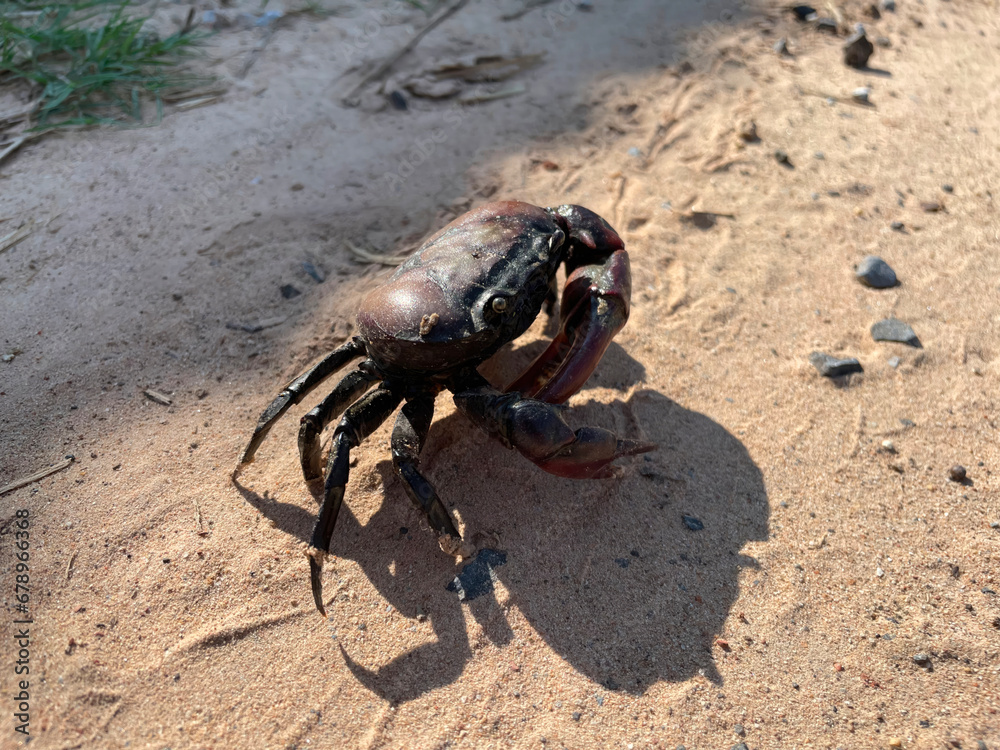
top-left (235, 200), bottom-right (654, 615)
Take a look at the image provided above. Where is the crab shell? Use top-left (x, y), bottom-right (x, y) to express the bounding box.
top-left (357, 201), bottom-right (624, 376)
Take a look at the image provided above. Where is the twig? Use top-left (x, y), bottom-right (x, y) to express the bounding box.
top-left (458, 82), bottom-right (527, 105)
top-left (342, 0), bottom-right (470, 104)
top-left (346, 239), bottom-right (409, 266)
top-left (65, 551), bottom-right (78, 581)
top-left (238, 26), bottom-right (278, 80)
top-left (0, 456), bottom-right (75, 496)
top-left (0, 137), bottom-right (26, 167)
top-left (0, 219), bottom-right (33, 254)
top-left (144, 389), bottom-right (173, 406)
top-left (501, 0), bottom-right (556, 22)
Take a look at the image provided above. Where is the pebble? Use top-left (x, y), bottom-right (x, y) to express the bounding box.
top-left (888, 356), bottom-right (901, 368)
top-left (731, 744), bottom-right (749, 750)
top-left (880, 0), bottom-right (895, 11)
top-left (572, 712), bottom-right (581, 721)
top-left (856, 255), bottom-right (898, 287)
top-left (844, 29), bottom-right (875, 68)
top-left (280, 284), bottom-right (301, 299)
top-left (948, 465), bottom-right (967, 483)
top-left (683, 515), bottom-right (704, 531)
top-left (889, 739), bottom-right (902, 749)
top-left (738, 120), bottom-right (759, 142)
top-left (810, 351), bottom-right (864, 377)
top-left (882, 440), bottom-right (896, 452)
top-left (853, 87), bottom-right (872, 104)
top-left (871, 318), bottom-right (920, 347)
top-left (921, 200), bottom-right (944, 212)
top-left (774, 149), bottom-right (791, 165)
top-left (734, 724), bottom-right (746, 736)
top-left (816, 17), bottom-right (838, 33)
top-left (913, 652), bottom-right (931, 666)
top-left (389, 90), bottom-right (408, 111)
top-left (302, 261), bottom-right (325, 283)
top-left (876, 36), bottom-right (892, 47)
top-left (792, 5), bottom-right (817, 21)
top-left (890, 220), bottom-right (905, 231)
top-left (942, 183), bottom-right (954, 193)
top-left (773, 37), bottom-right (790, 55)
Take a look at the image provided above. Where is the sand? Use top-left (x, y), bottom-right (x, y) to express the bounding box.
top-left (1, 0), bottom-right (999, 747)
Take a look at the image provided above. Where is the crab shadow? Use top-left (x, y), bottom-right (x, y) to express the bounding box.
top-left (237, 347), bottom-right (767, 703)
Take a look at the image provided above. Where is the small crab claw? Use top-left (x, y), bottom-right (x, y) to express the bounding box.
top-left (454, 388), bottom-right (655, 479)
top-left (507, 205), bottom-right (630, 404)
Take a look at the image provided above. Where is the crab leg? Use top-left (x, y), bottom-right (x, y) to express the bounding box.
top-left (506, 219), bottom-right (630, 405)
top-left (309, 385), bottom-right (402, 616)
top-left (453, 376), bottom-right (654, 480)
top-left (237, 339), bottom-right (365, 467)
top-left (298, 368), bottom-right (381, 482)
top-left (390, 396), bottom-right (462, 542)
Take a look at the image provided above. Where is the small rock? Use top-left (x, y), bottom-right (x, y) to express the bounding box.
top-left (880, 0), bottom-right (896, 11)
top-left (948, 465), bottom-right (967, 483)
top-left (882, 440), bottom-right (896, 452)
top-left (738, 119), bottom-right (759, 141)
top-left (791, 5), bottom-right (817, 21)
top-left (844, 30), bottom-right (874, 68)
top-left (290, 183), bottom-right (304, 191)
top-left (389, 90), bottom-right (408, 110)
top-left (913, 652), bottom-right (931, 666)
top-left (682, 515), bottom-right (704, 531)
top-left (920, 200), bottom-right (944, 212)
top-left (856, 256), bottom-right (898, 287)
top-left (942, 183), bottom-right (954, 193)
top-left (734, 724), bottom-right (746, 736)
top-left (814, 151), bottom-right (825, 160)
top-left (774, 149), bottom-right (791, 166)
top-left (732, 744), bottom-right (749, 750)
top-left (871, 318), bottom-right (920, 347)
top-left (810, 351), bottom-right (863, 378)
top-left (815, 17), bottom-right (838, 33)
top-left (877, 566), bottom-right (885, 577)
top-left (302, 261), bottom-right (325, 283)
top-left (280, 284), bottom-right (302, 299)
top-left (773, 37), bottom-right (790, 56)
top-left (876, 36), bottom-right (892, 47)
top-left (888, 356), bottom-right (901, 368)
top-left (853, 87), bottom-right (871, 104)
top-left (572, 712), bottom-right (581, 721)
top-left (890, 220), bottom-right (905, 231)
top-left (889, 739), bottom-right (903, 749)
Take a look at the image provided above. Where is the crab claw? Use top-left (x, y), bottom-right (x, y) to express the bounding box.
top-left (454, 388), bottom-right (655, 480)
top-left (506, 245), bottom-right (631, 405)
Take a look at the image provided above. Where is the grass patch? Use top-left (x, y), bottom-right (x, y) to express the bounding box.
top-left (1, 0), bottom-right (212, 129)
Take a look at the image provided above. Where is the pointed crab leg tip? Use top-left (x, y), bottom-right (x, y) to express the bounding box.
top-left (617, 439), bottom-right (658, 458)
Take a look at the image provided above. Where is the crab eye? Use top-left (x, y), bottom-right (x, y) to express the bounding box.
top-left (491, 297), bottom-right (508, 313)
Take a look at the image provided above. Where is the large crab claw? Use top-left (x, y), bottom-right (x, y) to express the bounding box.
top-left (454, 383), bottom-right (654, 480)
top-left (505, 204), bottom-right (631, 405)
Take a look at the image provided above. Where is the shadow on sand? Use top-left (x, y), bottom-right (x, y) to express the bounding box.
top-left (237, 344), bottom-right (768, 702)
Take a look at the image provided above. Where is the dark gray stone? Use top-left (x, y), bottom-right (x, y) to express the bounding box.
top-left (871, 318), bottom-right (921, 347)
top-left (844, 30), bottom-right (874, 68)
top-left (280, 284), bottom-right (301, 299)
top-left (682, 515), bottom-right (704, 531)
top-left (856, 255), bottom-right (898, 287)
top-left (810, 351), bottom-right (864, 377)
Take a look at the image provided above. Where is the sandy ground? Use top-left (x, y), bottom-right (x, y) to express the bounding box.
top-left (2, 0), bottom-right (1000, 747)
